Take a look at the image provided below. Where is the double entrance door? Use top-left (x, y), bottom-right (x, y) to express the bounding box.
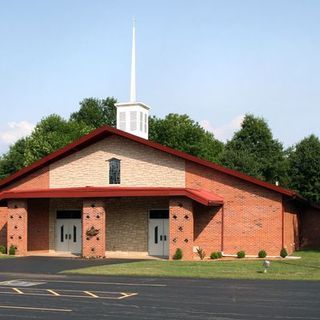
top-left (148, 209), bottom-right (169, 257)
top-left (55, 210), bottom-right (82, 254)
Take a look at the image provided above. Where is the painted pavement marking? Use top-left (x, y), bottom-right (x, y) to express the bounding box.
top-left (0, 280), bottom-right (45, 287)
top-left (83, 290), bottom-right (99, 298)
top-left (46, 289), bottom-right (60, 296)
top-left (0, 305), bottom-right (72, 312)
top-left (12, 288), bottom-right (24, 294)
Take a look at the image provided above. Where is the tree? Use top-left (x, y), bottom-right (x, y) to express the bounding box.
top-left (0, 138), bottom-right (27, 179)
top-left (219, 114), bottom-right (288, 185)
top-left (149, 113), bottom-right (223, 162)
top-left (70, 97), bottom-right (117, 129)
top-left (23, 115), bottom-right (92, 166)
top-left (287, 134), bottom-right (320, 202)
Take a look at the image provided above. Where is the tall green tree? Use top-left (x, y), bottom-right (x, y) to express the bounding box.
top-left (219, 114), bottom-right (288, 185)
top-left (70, 97), bottom-right (117, 128)
top-left (287, 134), bottom-right (320, 202)
top-left (0, 138), bottom-right (27, 179)
top-left (23, 114), bottom-right (92, 166)
top-left (149, 113), bottom-right (223, 162)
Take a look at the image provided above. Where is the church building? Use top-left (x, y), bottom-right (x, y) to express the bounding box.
top-left (0, 23), bottom-right (318, 260)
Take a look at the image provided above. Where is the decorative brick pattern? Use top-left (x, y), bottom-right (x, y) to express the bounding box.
top-left (169, 198), bottom-right (194, 260)
top-left (7, 200), bottom-right (28, 255)
top-left (50, 135), bottom-right (185, 188)
top-left (82, 199), bottom-right (106, 258)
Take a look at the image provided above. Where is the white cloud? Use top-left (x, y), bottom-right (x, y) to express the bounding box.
top-left (201, 115), bottom-right (245, 142)
top-left (0, 121), bottom-right (35, 151)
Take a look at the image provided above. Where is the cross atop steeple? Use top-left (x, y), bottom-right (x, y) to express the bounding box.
top-left (130, 18), bottom-right (136, 103)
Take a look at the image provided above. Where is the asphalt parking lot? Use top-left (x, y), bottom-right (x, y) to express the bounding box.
top-left (0, 257), bottom-right (319, 319)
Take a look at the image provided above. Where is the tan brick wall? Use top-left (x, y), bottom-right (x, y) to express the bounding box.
top-left (106, 197), bottom-right (169, 253)
top-left (49, 199), bottom-right (82, 251)
top-left (49, 135), bottom-right (185, 188)
top-left (186, 161), bottom-right (283, 256)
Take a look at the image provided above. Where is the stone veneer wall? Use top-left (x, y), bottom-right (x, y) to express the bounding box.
top-left (106, 197), bottom-right (169, 252)
top-left (49, 135), bottom-right (185, 188)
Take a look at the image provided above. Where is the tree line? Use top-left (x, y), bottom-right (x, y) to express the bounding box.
top-left (0, 97), bottom-right (319, 203)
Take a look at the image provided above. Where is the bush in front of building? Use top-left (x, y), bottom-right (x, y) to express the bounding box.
top-left (0, 245), bottom-right (6, 254)
top-left (280, 248), bottom-right (288, 258)
top-left (8, 245), bottom-right (16, 256)
top-left (237, 250), bottom-right (246, 258)
top-left (258, 250), bottom-right (267, 258)
top-left (196, 247), bottom-right (206, 260)
top-left (210, 251), bottom-right (222, 259)
top-left (172, 248), bottom-right (183, 260)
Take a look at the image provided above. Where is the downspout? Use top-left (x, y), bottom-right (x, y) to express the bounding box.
top-left (221, 205), bottom-right (224, 253)
top-left (281, 196), bottom-right (285, 249)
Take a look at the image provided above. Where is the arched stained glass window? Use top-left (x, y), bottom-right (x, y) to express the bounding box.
top-left (108, 158), bottom-right (121, 184)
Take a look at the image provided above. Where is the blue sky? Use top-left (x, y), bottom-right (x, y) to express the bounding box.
top-left (0, 0), bottom-right (319, 153)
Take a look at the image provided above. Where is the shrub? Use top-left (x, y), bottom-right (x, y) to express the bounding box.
top-left (196, 247), bottom-right (206, 260)
top-left (280, 248), bottom-right (288, 258)
top-left (237, 250), bottom-right (245, 258)
top-left (210, 251), bottom-right (222, 259)
top-left (8, 245), bottom-right (16, 256)
top-left (172, 248), bottom-right (183, 260)
top-left (0, 245), bottom-right (6, 254)
top-left (258, 250), bottom-right (267, 258)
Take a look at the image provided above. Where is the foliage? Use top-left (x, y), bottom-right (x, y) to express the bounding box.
top-left (219, 114), bottom-right (288, 185)
top-left (0, 138), bottom-right (27, 179)
top-left (0, 245), bottom-right (6, 254)
top-left (210, 251), bottom-right (222, 259)
top-left (287, 135), bottom-right (320, 202)
top-left (237, 250), bottom-right (246, 258)
top-left (196, 247), bottom-right (206, 260)
top-left (23, 115), bottom-right (93, 166)
top-left (149, 113), bottom-right (223, 162)
top-left (8, 245), bottom-right (15, 256)
top-left (280, 248), bottom-right (288, 258)
top-left (172, 248), bottom-right (183, 260)
top-left (258, 250), bottom-right (267, 258)
top-left (70, 97), bottom-right (117, 129)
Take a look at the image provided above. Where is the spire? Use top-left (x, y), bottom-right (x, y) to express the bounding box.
top-left (130, 18), bottom-right (136, 102)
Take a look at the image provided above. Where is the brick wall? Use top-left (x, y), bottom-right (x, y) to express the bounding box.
top-left (283, 200), bottom-right (299, 254)
top-left (169, 197), bottom-right (194, 260)
top-left (300, 207), bottom-right (320, 248)
top-left (3, 167), bottom-right (49, 191)
top-left (82, 199), bottom-right (106, 258)
top-left (49, 135), bottom-right (185, 188)
top-left (0, 206), bottom-right (7, 246)
top-left (7, 200), bottom-right (28, 255)
top-left (194, 204), bottom-right (222, 256)
top-left (186, 161), bottom-right (283, 256)
top-left (28, 199), bottom-right (50, 251)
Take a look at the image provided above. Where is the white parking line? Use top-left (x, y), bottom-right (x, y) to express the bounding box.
top-left (0, 305), bottom-right (72, 312)
top-left (47, 289), bottom-right (60, 296)
top-left (12, 288), bottom-right (23, 294)
top-left (83, 291), bottom-right (99, 298)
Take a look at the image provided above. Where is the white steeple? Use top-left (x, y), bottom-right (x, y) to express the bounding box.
top-left (115, 19), bottom-right (150, 140)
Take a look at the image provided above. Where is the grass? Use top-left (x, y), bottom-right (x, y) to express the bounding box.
top-left (0, 254), bottom-right (14, 259)
top-left (63, 249), bottom-right (320, 281)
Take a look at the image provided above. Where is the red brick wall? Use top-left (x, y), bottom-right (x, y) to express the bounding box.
top-left (7, 200), bottom-right (28, 255)
top-left (2, 167), bottom-right (49, 192)
top-left (194, 204), bottom-right (222, 256)
top-left (283, 200), bottom-right (299, 254)
top-left (186, 161), bottom-right (283, 256)
top-left (82, 199), bottom-right (106, 258)
top-left (0, 206), bottom-right (7, 246)
top-left (300, 207), bottom-right (320, 248)
top-left (28, 199), bottom-right (49, 251)
top-left (169, 197), bottom-right (194, 260)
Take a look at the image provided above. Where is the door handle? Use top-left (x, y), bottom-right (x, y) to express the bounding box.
top-left (65, 234), bottom-right (68, 240)
top-left (69, 234), bottom-right (71, 240)
top-left (160, 235), bottom-right (163, 241)
top-left (164, 235), bottom-right (167, 241)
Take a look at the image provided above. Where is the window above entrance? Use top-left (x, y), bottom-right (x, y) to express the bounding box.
top-left (108, 158), bottom-right (121, 185)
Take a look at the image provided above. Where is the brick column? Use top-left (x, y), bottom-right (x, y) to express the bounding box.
top-left (7, 200), bottom-right (28, 256)
top-left (169, 197), bottom-right (194, 260)
top-left (82, 199), bottom-right (106, 258)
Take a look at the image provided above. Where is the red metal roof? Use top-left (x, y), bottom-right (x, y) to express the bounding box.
top-left (0, 187), bottom-right (224, 207)
top-left (0, 125), bottom-right (298, 198)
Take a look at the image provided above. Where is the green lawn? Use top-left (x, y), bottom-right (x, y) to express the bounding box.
top-left (63, 249), bottom-right (320, 281)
